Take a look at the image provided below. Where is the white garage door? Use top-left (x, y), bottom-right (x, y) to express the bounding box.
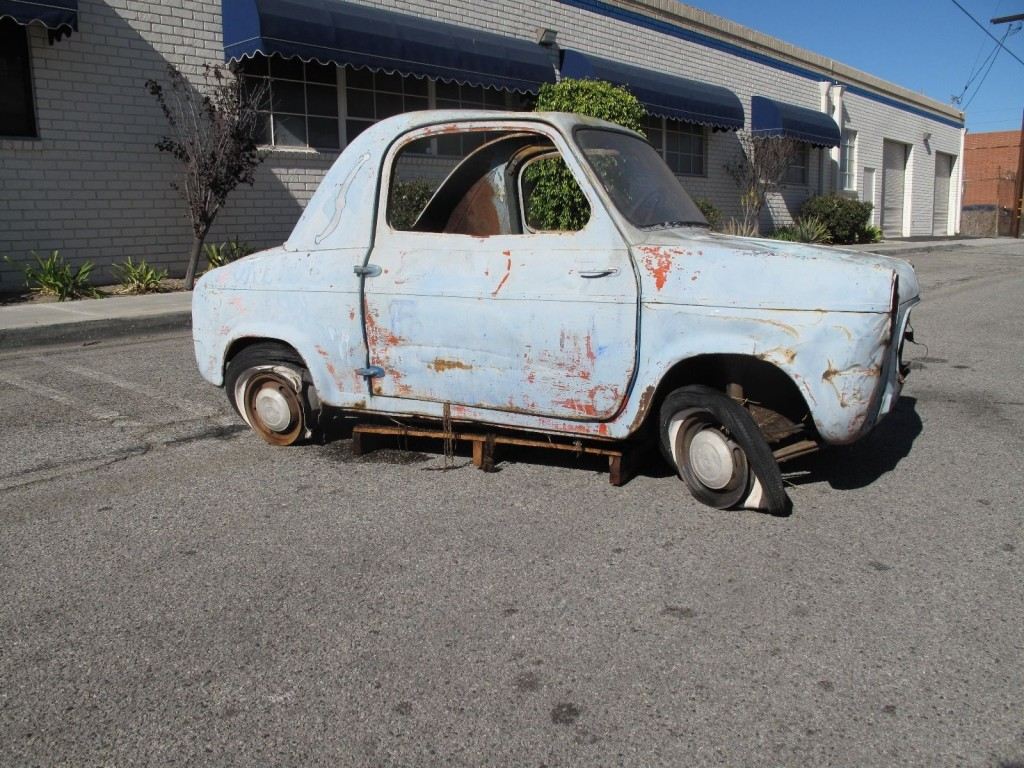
top-left (933, 152), bottom-right (954, 236)
top-left (882, 140), bottom-right (908, 238)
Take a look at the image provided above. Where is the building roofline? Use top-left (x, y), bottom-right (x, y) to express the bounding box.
top-left (609, 0), bottom-right (965, 123)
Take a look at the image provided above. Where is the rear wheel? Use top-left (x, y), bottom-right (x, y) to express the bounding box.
top-left (659, 385), bottom-right (789, 514)
top-left (225, 343), bottom-right (318, 446)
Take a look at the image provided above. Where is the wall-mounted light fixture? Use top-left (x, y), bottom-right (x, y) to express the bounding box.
top-left (536, 28), bottom-right (558, 47)
top-left (923, 131), bottom-right (933, 143)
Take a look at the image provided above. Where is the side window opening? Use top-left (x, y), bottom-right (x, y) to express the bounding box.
top-left (386, 128), bottom-right (590, 236)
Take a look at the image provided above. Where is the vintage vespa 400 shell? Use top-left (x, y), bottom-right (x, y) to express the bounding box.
top-left (193, 111), bottom-right (919, 514)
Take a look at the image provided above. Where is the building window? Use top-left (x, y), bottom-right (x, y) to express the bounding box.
top-left (643, 116), bottom-right (706, 176)
top-left (840, 130), bottom-right (857, 190)
top-left (240, 56), bottom-right (341, 150)
top-left (345, 68), bottom-right (428, 146)
top-left (238, 55), bottom-right (528, 152)
top-left (783, 143), bottom-right (810, 185)
top-left (0, 19), bottom-right (37, 138)
top-left (434, 81), bottom-right (508, 156)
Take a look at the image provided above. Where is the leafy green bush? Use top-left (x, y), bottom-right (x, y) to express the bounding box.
top-left (387, 180), bottom-right (435, 230)
top-left (800, 195), bottom-right (873, 244)
top-left (770, 226), bottom-right (798, 241)
top-left (112, 257), bottom-right (167, 294)
top-left (204, 238), bottom-right (254, 270)
top-left (11, 250), bottom-right (99, 300)
top-left (527, 78), bottom-right (647, 231)
top-left (859, 225), bottom-right (883, 244)
top-left (694, 198), bottom-right (721, 230)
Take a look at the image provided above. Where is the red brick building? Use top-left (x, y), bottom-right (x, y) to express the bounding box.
top-left (962, 130), bottom-right (1022, 236)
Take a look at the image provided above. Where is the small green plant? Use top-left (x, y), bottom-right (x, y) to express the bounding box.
top-left (721, 218), bottom-right (758, 237)
top-left (800, 195), bottom-right (873, 244)
top-left (387, 180), bottom-right (435, 230)
top-left (204, 238), bottom-right (254, 270)
top-left (792, 216), bottom-right (832, 244)
top-left (9, 250), bottom-right (99, 300)
top-left (112, 257), bottom-right (167, 294)
top-left (859, 225), bottom-right (883, 244)
top-left (770, 226), bottom-right (799, 241)
top-left (694, 198), bottom-right (722, 230)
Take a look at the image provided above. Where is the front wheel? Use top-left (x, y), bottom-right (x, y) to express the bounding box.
top-left (225, 343), bottom-right (318, 446)
top-left (659, 385), bottom-right (789, 514)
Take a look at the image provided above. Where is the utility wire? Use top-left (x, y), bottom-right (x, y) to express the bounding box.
top-left (949, 0), bottom-right (1024, 68)
top-left (954, 31), bottom-right (1005, 103)
top-left (963, 24), bottom-right (1016, 107)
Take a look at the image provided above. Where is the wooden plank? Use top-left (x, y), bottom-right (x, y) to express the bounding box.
top-left (350, 423), bottom-right (632, 484)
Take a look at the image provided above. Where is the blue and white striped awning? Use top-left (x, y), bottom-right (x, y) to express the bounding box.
top-left (0, 0), bottom-right (77, 40)
top-left (221, 0), bottom-right (557, 93)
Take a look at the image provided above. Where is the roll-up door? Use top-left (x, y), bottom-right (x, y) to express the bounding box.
top-left (933, 152), bottom-right (954, 236)
top-left (881, 140), bottom-right (908, 237)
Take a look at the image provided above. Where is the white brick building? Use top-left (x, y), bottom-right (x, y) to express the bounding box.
top-left (0, 0), bottom-right (965, 285)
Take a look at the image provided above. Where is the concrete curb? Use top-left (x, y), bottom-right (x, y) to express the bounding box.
top-left (0, 311), bottom-right (191, 349)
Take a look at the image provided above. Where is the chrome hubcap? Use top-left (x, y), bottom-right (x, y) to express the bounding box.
top-left (688, 428), bottom-right (736, 489)
top-left (253, 385), bottom-right (294, 433)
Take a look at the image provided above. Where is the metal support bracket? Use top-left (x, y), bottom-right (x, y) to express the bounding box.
top-left (355, 366), bottom-right (385, 379)
top-left (353, 264), bottom-right (382, 278)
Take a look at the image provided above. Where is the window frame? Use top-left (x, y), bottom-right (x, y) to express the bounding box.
top-left (642, 115), bottom-right (707, 177)
top-left (378, 121), bottom-right (597, 238)
top-left (840, 130), bottom-right (858, 191)
top-left (782, 143), bottom-right (811, 186)
top-left (240, 55), bottom-right (343, 151)
top-left (0, 19), bottom-right (38, 139)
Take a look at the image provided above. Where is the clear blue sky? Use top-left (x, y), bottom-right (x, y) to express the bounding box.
top-left (685, 0), bottom-right (1024, 133)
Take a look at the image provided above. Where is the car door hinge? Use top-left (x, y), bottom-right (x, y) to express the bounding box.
top-left (355, 366), bottom-right (385, 379)
top-left (353, 264), bottom-right (382, 277)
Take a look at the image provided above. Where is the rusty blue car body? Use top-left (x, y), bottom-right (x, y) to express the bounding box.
top-left (192, 110), bottom-right (919, 510)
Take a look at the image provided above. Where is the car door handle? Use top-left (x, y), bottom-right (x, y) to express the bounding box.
top-left (578, 268), bottom-right (619, 278)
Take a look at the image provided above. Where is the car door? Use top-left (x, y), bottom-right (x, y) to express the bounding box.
top-left (359, 121), bottom-right (638, 422)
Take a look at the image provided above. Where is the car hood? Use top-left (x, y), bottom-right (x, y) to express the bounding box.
top-left (630, 229), bottom-right (920, 312)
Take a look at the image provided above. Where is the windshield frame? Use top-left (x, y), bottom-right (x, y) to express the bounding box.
top-left (572, 126), bottom-right (709, 230)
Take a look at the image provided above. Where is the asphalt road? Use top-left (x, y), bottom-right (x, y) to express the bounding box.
top-left (1, 241), bottom-right (1022, 767)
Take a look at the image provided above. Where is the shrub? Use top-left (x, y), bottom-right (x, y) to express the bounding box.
top-left (527, 78), bottom-right (647, 231)
top-left (694, 198), bottom-right (721, 230)
top-left (387, 180), bottom-right (434, 230)
top-left (12, 250), bottom-right (99, 301)
top-left (800, 195), bottom-right (873, 244)
top-left (792, 216), bottom-right (832, 244)
top-left (721, 218), bottom-right (758, 237)
top-left (770, 226), bottom-right (798, 241)
top-left (204, 238), bottom-right (254, 270)
top-left (112, 257), bottom-right (167, 294)
top-left (859, 225), bottom-right (883, 244)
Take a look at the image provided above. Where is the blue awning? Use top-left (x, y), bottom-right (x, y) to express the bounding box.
top-left (559, 50), bottom-right (743, 130)
top-left (0, 0), bottom-right (77, 39)
top-left (221, 0), bottom-right (556, 93)
top-left (751, 96), bottom-right (840, 147)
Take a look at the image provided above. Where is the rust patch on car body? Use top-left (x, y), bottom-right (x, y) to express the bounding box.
top-left (429, 358), bottom-right (473, 372)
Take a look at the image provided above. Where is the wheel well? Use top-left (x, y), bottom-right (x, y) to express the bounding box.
top-left (634, 354), bottom-right (814, 444)
top-left (223, 337), bottom-right (305, 376)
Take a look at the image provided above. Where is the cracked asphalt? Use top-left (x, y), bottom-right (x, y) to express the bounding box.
top-left (1, 241), bottom-right (1022, 767)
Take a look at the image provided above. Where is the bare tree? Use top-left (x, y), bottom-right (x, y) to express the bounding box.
top-left (146, 64), bottom-right (266, 289)
top-left (724, 132), bottom-right (804, 234)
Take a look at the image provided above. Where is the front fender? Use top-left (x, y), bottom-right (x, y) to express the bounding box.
top-left (624, 304), bottom-right (892, 444)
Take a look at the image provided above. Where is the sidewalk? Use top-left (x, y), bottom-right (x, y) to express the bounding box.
top-left (0, 291), bottom-right (192, 349)
top-left (0, 235), bottom-right (1018, 349)
top-left (844, 235), bottom-right (1016, 254)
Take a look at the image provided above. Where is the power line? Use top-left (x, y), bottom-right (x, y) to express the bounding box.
top-left (964, 25), bottom-right (1015, 107)
top-left (949, 0), bottom-right (1024, 67)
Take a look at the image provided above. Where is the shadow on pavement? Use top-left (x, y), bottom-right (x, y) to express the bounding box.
top-left (783, 396), bottom-right (923, 490)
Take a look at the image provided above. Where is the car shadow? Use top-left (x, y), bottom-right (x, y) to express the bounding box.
top-left (781, 396), bottom-right (923, 490)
